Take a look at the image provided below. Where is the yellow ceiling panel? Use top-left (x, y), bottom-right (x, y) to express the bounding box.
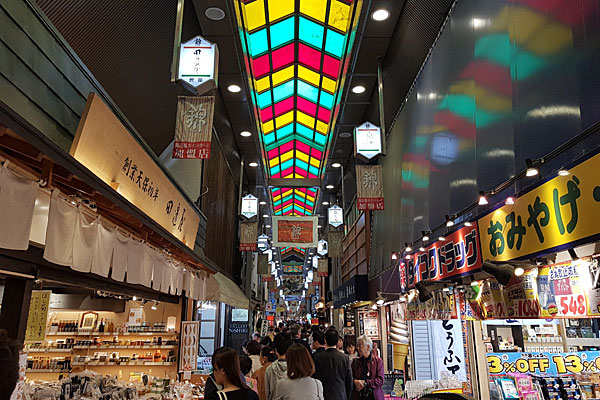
top-left (299, 0), bottom-right (326, 23)
top-left (255, 77), bottom-right (270, 93)
top-left (272, 66), bottom-right (295, 86)
top-left (268, 0), bottom-right (295, 22)
top-left (296, 111), bottom-right (315, 128)
top-left (281, 150), bottom-right (294, 163)
top-left (321, 76), bottom-right (337, 93)
top-left (298, 65), bottom-right (321, 87)
top-left (262, 119), bottom-right (274, 134)
top-left (296, 151), bottom-right (309, 163)
top-left (275, 111), bottom-right (294, 128)
top-left (328, 0), bottom-right (351, 32)
top-left (243, 0), bottom-right (266, 31)
top-left (316, 120), bottom-right (328, 134)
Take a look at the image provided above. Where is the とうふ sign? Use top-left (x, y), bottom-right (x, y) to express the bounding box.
top-left (478, 150), bottom-right (600, 261)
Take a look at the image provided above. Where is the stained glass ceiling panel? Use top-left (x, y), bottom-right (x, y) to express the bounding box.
top-left (271, 187), bottom-right (319, 216)
top-left (235, 0), bottom-right (361, 181)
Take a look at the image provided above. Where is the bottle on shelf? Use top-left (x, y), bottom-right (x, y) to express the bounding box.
top-left (99, 319), bottom-right (105, 333)
top-left (108, 319), bottom-right (114, 333)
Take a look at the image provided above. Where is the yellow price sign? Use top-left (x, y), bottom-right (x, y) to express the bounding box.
top-left (478, 152), bottom-right (600, 261)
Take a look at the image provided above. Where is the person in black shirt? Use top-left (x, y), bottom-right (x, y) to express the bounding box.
top-left (205, 348), bottom-right (259, 400)
top-left (313, 327), bottom-right (353, 400)
top-left (0, 330), bottom-right (19, 400)
top-left (289, 324), bottom-right (311, 353)
top-left (311, 330), bottom-right (326, 361)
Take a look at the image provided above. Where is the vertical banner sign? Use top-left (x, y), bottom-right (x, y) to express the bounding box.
top-left (328, 205), bottom-right (344, 227)
top-left (25, 290), bottom-right (51, 342)
top-left (432, 317), bottom-right (467, 382)
top-left (241, 194), bottom-right (258, 219)
top-left (328, 231), bottom-right (344, 258)
top-left (478, 150), bottom-right (600, 262)
top-left (272, 216), bottom-right (318, 247)
top-left (318, 258), bottom-right (329, 277)
top-left (356, 165), bottom-right (384, 210)
top-left (240, 222), bottom-right (258, 251)
top-left (257, 253), bottom-right (270, 275)
top-left (354, 122), bottom-right (383, 160)
top-left (404, 225), bottom-right (483, 288)
top-left (173, 96), bottom-right (215, 159)
top-left (268, 280), bottom-right (278, 292)
top-left (180, 321), bottom-right (199, 371)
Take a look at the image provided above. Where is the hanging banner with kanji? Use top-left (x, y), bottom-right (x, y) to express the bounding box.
top-left (328, 231), bottom-right (344, 258)
top-left (240, 221), bottom-right (258, 251)
top-left (173, 96), bottom-right (215, 159)
top-left (478, 151), bottom-right (600, 262)
top-left (268, 280), bottom-right (278, 292)
top-left (318, 258), bottom-right (329, 277)
top-left (261, 275), bottom-right (273, 282)
top-left (24, 290), bottom-right (51, 342)
top-left (356, 165), bottom-right (384, 210)
top-left (257, 253), bottom-right (270, 275)
top-left (272, 216), bottom-right (318, 247)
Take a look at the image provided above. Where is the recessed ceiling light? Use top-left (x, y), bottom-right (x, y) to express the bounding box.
top-left (326, 184), bottom-right (334, 189)
top-left (265, 224), bottom-right (271, 228)
top-left (352, 85), bottom-right (366, 94)
top-left (227, 84), bottom-right (241, 93)
top-left (262, 215), bottom-right (270, 219)
top-left (332, 162), bottom-right (341, 168)
top-left (259, 201), bottom-right (266, 205)
top-left (322, 201), bottom-right (329, 206)
top-left (339, 132), bottom-right (352, 138)
top-left (205, 7), bottom-right (226, 21)
top-left (248, 162), bottom-right (258, 167)
top-left (240, 130), bottom-right (252, 137)
top-left (371, 9), bottom-right (390, 21)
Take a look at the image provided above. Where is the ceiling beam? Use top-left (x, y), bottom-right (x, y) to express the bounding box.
top-left (268, 178), bottom-right (321, 188)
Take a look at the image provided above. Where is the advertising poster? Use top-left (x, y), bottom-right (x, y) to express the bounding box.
top-left (488, 351), bottom-right (600, 375)
top-left (272, 216), bottom-right (318, 247)
top-left (432, 317), bottom-right (467, 382)
top-left (24, 290), bottom-right (51, 342)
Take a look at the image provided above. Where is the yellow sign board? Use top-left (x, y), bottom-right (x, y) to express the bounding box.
top-left (25, 290), bottom-right (51, 342)
top-left (478, 152), bottom-right (600, 261)
top-left (71, 93), bottom-right (200, 249)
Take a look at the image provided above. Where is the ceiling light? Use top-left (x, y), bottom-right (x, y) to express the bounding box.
top-left (505, 197), bottom-right (515, 205)
top-left (558, 169), bottom-right (569, 176)
top-left (405, 254), bottom-right (411, 260)
top-left (317, 225), bottom-right (322, 228)
top-left (240, 130), bottom-right (252, 137)
top-left (259, 201), bottom-right (266, 205)
top-left (227, 84), bottom-right (241, 93)
top-left (421, 231), bottom-right (430, 242)
top-left (445, 215), bottom-right (454, 227)
top-left (265, 224), bottom-right (271, 228)
top-left (371, 9), bottom-right (390, 21)
top-left (339, 132), bottom-right (352, 138)
top-left (326, 184), bottom-right (334, 189)
top-left (150, 301), bottom-right (159, 310)
top-left (352, 85), bottom-right (366, 94)
top-left (438, 236), bottom-right (446, 241)
top-left (263, 214), bottom-right (269, 218)
top-left (271, 246), bottom-right (276, 250)
top-left (132, 296), bottom-right (137, 301)
top-left (332, 162), bottom-right (342, 168)
top-left (376, 292), bottom-right (386, 306)
top-left (464, 222), bottom-right (472, 227)
top-left (525, 159), bottom-right (539, 177)
top-left (419, 246), bottom-right (425, 252)
top-left (391, 252), bottom-right (398, 261)
top-left (405, 243), bottom-right (412, 252)
top-left (249, 162), bottom-right (258, 167)
top-left (514, 267), bottom-right (525, 277)
top-left (205, 6), bottom-right (225, 21)
top-left (322, 201), bottom-right (329, 205)
top-left (478, 191), bottom-right (488, 205)
top-left (371, 304), bottom-right (378, 310)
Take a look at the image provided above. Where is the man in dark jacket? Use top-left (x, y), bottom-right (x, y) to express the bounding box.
top-left (311, 330), bottom-right (326, 360)
top-left (313, 327), bottom-right (353, 400)
top-left (289, 324), bottom-right (311, 352)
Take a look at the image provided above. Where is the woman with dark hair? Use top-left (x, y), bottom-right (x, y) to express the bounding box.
top-left (274, 344), bottom-right (323, 400)
top-left (246, 340), bottom-right (262, 374)
top-left (206, 348), bottom-right (259, 400)
top-left (252, 346), bottom-right (277, 400)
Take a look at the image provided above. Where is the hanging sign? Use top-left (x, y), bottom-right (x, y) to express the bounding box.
top-left (241, 194), bottom-right (258, 219)
top-left (317, 258), bottom-right (329, 277)
top-left (328, 231), bottom-right (344, 258)
top-left (333, 275), bottom-right (369, 308)
top-left (272, 216), bottom-right (318, 247)
top-left (257, 253), bottom-right (270, 275)
top-left (406, 287), bottom-right (457, 320)
top-left (71, 93), bottom-right (201, 249)
top-left (478, 151), bottom-right (600, 262)
top-left (240, 222), bottom-right (258, 251)
top-left (317, 239), bottom-right (328, 256)
top-left (177, 35), bottom-right (218, 94)
top-left (432, 318), bottom-right (467, 381)
top-left (356, 165), bottom-right (384, 210)
top-left (404, 225), bottom-right (483, 288)
top-left (354, 121), bottom-right (383, 160)
top-left (180, 321), bottom-right (199, 371)
top-left (257, 234), bottom-right (269, 251)
top-left (24, 290), bottom-right (51, 342)
top-left (487, 351), bottom-right (600, 375)
top-left (173, 96), bottom-right (215, 159)
top-left (328, 205), bottom-right (344, 228)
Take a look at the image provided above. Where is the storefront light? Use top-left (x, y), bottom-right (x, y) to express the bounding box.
top-left (421, 231), bottom-right (430, 241)
top-left (371, 304), bottom-right (378, 310)
top-left (526, 158), bottom-right (540, 177)
top-left (505, 197), bottom-right (515, 205)
top-left (404, 243), bottom-right (412, 252)
top-left (464, 221), bottom-right (472, 227)
top-left (514, 266), bottom-right (525, 276)
top-left (558, 169), bottom-right (569, 176)
top-left (478, 191), bottom-right (488, 205)
top-left (391, 252), bottom-right (398, 261)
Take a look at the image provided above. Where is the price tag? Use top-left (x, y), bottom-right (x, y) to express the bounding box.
top-left (556, 294), bottom-right (587, 317)
top-left (183, 371), bottom-right (192, 380)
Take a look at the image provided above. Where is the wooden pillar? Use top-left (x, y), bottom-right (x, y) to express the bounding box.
top-left (0, 277), bottom-right (34, 344)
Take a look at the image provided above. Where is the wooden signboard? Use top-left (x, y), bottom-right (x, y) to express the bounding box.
top-left (71, 93), bottom-right (200, 249)
top-left (328, 231), bottom-right (344, 258)
top-left (240, 222), bottom-right (258, 251)
top-left (24, 290), bottom-right (51, 342)
top-left (317, 258), bottom-right (329, 277)
top-left (356, 165), bottom-right (384, 210)
top-left (173, 96), bottom-right (215, 159)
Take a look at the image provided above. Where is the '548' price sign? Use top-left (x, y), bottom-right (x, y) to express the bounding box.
top-left (488, 352), bottom-right (600, 375)
top-left (556, 294), bottom-right (587, 317)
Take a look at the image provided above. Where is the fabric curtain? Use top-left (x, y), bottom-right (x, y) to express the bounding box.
top-left (44, 190), bottom-right (77, 266)
top-left (138, 244), bottom-right (153, 288)
top-left (126, 239), bottom-right (143, 285)
top-left (111, 231), bottom-right (130, 282)
top-left (151, 251), bottom-right (165, 292)
top-left (161, 260), bottom-right (173, 294)
top-left (0, 164), bottom-right (38, 250)
top-left (91, 222), bottom-right (115, 278)
top-left (71, 210), bottom-right (97, 273)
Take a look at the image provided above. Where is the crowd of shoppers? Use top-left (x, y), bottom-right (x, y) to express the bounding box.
top-left (208, 322), bottom-right (384, 400)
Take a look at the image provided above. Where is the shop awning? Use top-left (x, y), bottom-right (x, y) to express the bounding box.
top-left (205, 273), bottom-right (249, 309)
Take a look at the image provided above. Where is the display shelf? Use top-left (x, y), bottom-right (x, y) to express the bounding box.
top-left (72, 361), bottom-right (174, 366)
top-left (46, 331), bottom-right (177, 336)
top-left (566, 337), bottom-right (600, 346)
top-left (27, 348), bottom-right (73, 353)
top-left (72, 345), bottom-right (177, 350)
top-left (26, 369), bottom-right (70, 373)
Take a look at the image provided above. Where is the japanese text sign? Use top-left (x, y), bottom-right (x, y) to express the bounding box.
top-left (487, 351), bottom-right (600, 376)
top-left (272, 216), bottom-right (318, 247)
top-left (71, 93), bottom-right (200, 249)
top-left (328, 205), bottom-right (344, 227)
top-left (241, 194), bottom-right (258, 219)
top-left (173, 96), bottom-right (215, 159)
top-left (240, 222), bottom-right (258, 251)
top-left (317, 258), bottom-right (329, 277)
top-left (177, 36), bottom-right (218, 93)
top-left (478, 152), bottom-right (600, 261)
top-left (405, 225), bottom-right (483, 288)
top-left (356, 165), bottom-right (384, 210)
top-left (433, 318), bottom-right (467, 381)
top-left (354, 121), bottom-right (382, 160)
top-left (25, 290), bottom-right (51, 342)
